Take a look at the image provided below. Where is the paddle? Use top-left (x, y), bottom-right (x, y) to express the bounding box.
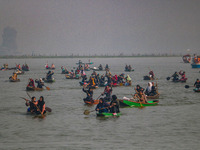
top-left (131, 94), bottom-right (143, 108)
top-left (44, 85), bottom-right (50, 90)
top-left (166, 77), bottom-right (171, 80)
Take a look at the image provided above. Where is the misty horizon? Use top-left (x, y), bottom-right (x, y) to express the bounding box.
top-left (0, 0), bottom-right (200, 56)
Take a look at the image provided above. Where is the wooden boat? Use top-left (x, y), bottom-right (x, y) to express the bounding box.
top-left (146, 93), bottom-right (160, 99)
top-left (84, 99), bottom-right (100, 105)
top-left (9, 78), bottom-right (20, 82)
top-left (193, 88), bottom-right (200, 92)
top-left (96, 112), bottom-right (121, 117)
top-left (182, 54), bottom-right (191, 63)
top-left (26, 86), bottom-right (43, 91)
top-left (119, 99), bottom-right (159, 107)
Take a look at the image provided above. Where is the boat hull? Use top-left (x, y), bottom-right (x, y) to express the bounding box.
top-left (147, 93), bottom-right (160, 99)
top-left (26, 86), bottom-right (43, 91)
top-left (96, 112), bottom-right (121, 117)
top-left (191, 63), bottom-right (200, 68)
top-left (10, 79), bottom-right (20, 82)
top-left (119, 99), bottom-right (159, 107)
top-left (84, 99), bottom-right (100, 105)
top-left (66, 75), bottom-right (80, 79)
top-left (193, 88), bottom-right (200, 92)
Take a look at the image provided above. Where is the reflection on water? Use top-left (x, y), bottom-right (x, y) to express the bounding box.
top-left (0, 57), bottom-right (200, 149)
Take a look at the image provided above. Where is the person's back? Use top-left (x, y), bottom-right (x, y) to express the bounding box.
top-left (110, 95), bottom-right (120, 113)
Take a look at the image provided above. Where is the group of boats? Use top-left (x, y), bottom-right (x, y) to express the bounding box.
top-left (2, 56), bottom-right (199, 118)
top-left (182, 54), bottom-right (200, 68)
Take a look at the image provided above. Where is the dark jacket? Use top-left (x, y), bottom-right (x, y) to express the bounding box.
top-left (110, 100), bottom-right (120, 113)
top-left (95, 102), bottom-right (110, 113)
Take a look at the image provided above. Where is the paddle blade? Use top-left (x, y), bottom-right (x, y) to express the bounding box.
top-left (84, 110), bottom-right (90, 115)
top-left (166, 77), bottom-right (170, 80)
top-left (185, 85), bottom-right (190, 88)
top-left (45, 107), bottom-right (52, 112)
top-left (46, 86), bottom-right (50, 90)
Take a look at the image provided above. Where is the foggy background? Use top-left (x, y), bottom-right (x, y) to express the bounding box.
top-left (0, 0), bottom-right (200, 56)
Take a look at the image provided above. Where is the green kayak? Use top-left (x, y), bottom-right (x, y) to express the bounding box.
top-left (119, 99), bottom-right (159, 107)
top-left (96, 112), bottom-right (121, 117)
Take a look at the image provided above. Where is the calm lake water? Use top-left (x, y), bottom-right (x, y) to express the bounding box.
top-left (0, 57), bottom-right (199, 150)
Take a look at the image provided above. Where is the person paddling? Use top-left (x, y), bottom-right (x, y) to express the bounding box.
top-left (25, 96), bottom-right (37, 113)
top-left (10, 72), bottom-right (18, 81)
top-left (95, 98), bottom-right (110, 113)
top-left (36, 96), bottom-right (46, 115)
top-left (46, 71), bottom-right (54, 80)
top-left (171, 72), bottom-right (179, 81)
top-left (27, 78), bottom-right (35, 88)
top-left (194, 79), bottom-right (200, 89)
top-left (35, 78), bottom-right (45, 88)
top-left (135, 90), bottom-right (147, 103)
top-left (101, 85), bottom-right (112, 102)
top-left (149, 70), bottom-right (154, 79)
top-left (82, 87), bottom-right (94, 103)
top-left (179, 70), bottom-right (187, 81)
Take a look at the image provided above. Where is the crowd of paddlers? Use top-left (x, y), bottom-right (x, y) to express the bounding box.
top-left (1, 59), bottom-right (200, 117)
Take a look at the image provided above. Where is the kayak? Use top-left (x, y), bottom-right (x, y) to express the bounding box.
top-left (193, 88), bottom-right (200, 92)
top-left (119, 99), bottom-right (159, 107)
top-left (9, 78), bottom-right (20, 82)
top-left (26, 86), bottom-right (43, 91)
top-left (96, 112), bottom-right (121, 117)
top-left (147, 93), bottom-right (160, 99)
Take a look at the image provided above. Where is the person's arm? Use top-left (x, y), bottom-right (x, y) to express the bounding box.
top-left (41, 103), bottom-right (45, 114)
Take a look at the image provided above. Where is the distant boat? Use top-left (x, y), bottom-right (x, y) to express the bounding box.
top-left (191, 55), bottom-right (200, 68)
top-left (182, 54), bottom-right (191, 63)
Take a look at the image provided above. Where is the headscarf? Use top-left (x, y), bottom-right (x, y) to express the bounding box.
top-left (126, 75), bottom-right (131, 81)
top-left (146, 82), bottom-right (152, 93)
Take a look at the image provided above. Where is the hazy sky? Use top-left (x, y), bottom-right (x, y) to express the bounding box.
top-left (0, 0), bottom-right (200, 55)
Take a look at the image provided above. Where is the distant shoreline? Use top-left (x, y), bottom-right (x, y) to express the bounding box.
top-left (0, 55), bottom-right (181, 59)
